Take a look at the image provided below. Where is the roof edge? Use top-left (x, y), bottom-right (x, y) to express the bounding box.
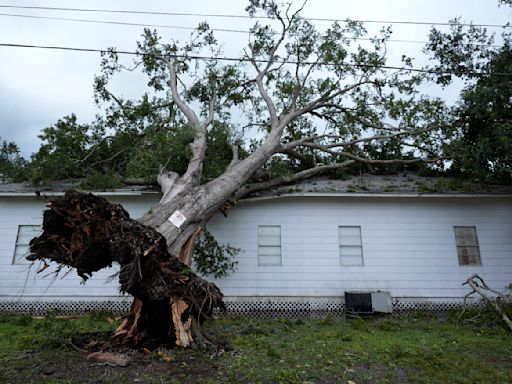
top-left (240, 192), bottom-right (512, 203)
top-left (0, 190), bottom-right (161, 197)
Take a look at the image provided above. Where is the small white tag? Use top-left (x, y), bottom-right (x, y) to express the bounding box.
top-left (168, 210), bottom-right (187, 228)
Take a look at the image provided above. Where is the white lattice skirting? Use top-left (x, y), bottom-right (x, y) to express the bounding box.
top-left (0, 296), bottom-right (481, 317)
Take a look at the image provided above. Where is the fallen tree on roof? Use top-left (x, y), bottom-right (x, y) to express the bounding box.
top-left (24, 0), bottom-right (454, 349)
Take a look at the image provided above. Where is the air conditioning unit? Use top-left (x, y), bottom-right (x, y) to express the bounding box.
top-left (344, 291), bottom-right (392, 313)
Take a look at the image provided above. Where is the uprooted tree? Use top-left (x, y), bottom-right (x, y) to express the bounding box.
top-left (27, 0), bottom-right (451, 348)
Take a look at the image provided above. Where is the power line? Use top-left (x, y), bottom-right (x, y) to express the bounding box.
top-left (0, 12), bottom-right (249, 34)
top-left (0, 13), bottom-right (504, 49)
top-left (1, 42), bottom-right (510, 78)
top-left (0, 4), bottom-right (510, 29)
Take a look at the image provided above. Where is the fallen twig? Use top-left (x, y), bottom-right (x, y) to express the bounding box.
top-left (463, 274), bottom-right (512, 331)
top-left (68, 340), bottom-right (87, 354)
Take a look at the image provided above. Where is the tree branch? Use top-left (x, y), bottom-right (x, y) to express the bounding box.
top-left (167, 59), bottom-right (201, 128)
top-left (77, 135), bottom-right (115, 164)
top-left (249, 57), bottom-right (279, 128)
top-left (202, 78), bottom-right (217, 130)
top-left (234, 160), bottom-right (355, 200)
top-left (296, 141), bottom-right (440, 164)
top-left (247, 4), bottom-right (300, 130)
top-left (225, 142), bottom-right (240, 171)
top-left (463, 274), bottom-right (512, 331)
top-left (280, 126), bottom-right (441, 152)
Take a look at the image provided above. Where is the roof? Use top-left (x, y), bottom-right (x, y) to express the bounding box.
top-left (244, 174), bottom-right (512, 200)
top-left (1, 174), bottom-right (511, 199)
top-left (0, 179), bottom-right (160, 197)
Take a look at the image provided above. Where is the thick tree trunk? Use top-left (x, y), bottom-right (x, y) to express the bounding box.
top-left (26, 127), bottom-right (280, 348)
top-left (27, 192), bottom-right (225, 348)
top-left (139, 136), bottom-right (280, 256)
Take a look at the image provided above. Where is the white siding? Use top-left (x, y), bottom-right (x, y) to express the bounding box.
top-left (207, 197), bottom-right (512, 299)
top-left (0, 194), bottom-right (160, 301)
top-left (1, 194), bottom-right (511, 301)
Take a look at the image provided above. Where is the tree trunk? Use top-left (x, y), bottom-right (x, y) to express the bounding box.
top-left (28, 192), bottom-right (225, 349)
top-left (27, 134), bottom-right (278, 348)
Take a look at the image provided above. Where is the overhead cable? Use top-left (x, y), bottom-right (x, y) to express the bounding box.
top-left (0, 13), bottom-right (504, 49)
top-left (1, 42), bottom-right (510, 77)
top-left (0, 4), bottom-right (509, 29)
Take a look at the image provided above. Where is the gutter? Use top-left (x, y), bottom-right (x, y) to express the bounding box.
top-left (240, 192), bottom-right (512, 203)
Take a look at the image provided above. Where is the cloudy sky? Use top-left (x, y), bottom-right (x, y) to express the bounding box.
top-left (0, 0), bottom-right (509, 157)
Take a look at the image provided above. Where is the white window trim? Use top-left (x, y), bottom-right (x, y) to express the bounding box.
top-left (12, 224), bottom-right (41, 265)
top-left (339, 225), bottom-right (364, 266)
top-left (454, 226), bottom-right (482, 266)
top-left (257, 225), bottom-right (282, 266)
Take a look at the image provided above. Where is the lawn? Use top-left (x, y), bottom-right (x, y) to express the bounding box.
top-left (0, 310), bottom-right (511, 383)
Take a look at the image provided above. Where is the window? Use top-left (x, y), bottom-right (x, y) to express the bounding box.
top-left (13, 225), bottom-right (40, 265)
top-left (339, 226), bottom-right (363, 266)
top-left (454, 226), bottom-right (481, 266)
top-left (258, 225), bottom-right (281, 265)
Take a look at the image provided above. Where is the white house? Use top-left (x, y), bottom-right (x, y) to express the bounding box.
top-left (1, 175), bottom-right (511, 314)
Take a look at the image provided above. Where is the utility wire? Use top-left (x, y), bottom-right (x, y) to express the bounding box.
top-left (1, 42), bottom-right (511, 77)
top-left (0, 13), bottom-right (504, 49)
top-left (0, 4), bottom-right (509, 29)
top-left (0, 12), bottom-right (250, 34)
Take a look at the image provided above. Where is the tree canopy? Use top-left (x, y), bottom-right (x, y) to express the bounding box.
top-left (2, 1), bottom-right (510, 188)
top-left (3, 0), bottom-right (462, 189)
top-left (424, 3), bottom-right (512, 184)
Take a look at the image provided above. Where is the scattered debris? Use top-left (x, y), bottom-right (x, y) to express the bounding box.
top-left (462, 274), bottom-right (512, 331)
top-left (86, 352), bottom-right (131, 367)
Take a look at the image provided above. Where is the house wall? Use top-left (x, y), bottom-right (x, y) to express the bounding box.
top-left (207, 196), bottom-right (512, 299)
top-left (1, 194), bottom-right (511, 305)
top-left (0, 194), bottom-right (160, 303)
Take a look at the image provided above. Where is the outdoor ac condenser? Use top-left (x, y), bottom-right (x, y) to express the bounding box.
top-left (344, 291), bottom-right (392, 313)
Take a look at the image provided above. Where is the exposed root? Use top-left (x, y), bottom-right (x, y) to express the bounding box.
top-left (27, 191), bottom-right (225, 348)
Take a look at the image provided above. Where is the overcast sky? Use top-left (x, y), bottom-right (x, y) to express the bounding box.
top-left (0, 0), bottom-right (509, 157)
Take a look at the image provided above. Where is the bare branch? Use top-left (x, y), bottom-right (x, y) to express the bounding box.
top-left (88, 148), bottom-right (127, 168)
top-left (279, 147), bottom-right (308, 163)
top-left (225, 143), bottom-right (240, 172)
top-left (296, 141), bottom-right (441, 164)
top-left (463, 274), bottom-right (512, 331)
top-left (167, 59), bottom-right (201, 128)
top-left (280, 134), bottom-right (335, 151)
top-left (247, 3), bottom-right (302, 129)
top-left (77, 135), bottom-right (115, 164)
top-left (249, 57), bottom-right (279, 128)
top-left (234, 160), bottom-right (356, 200)
top-left (202, 78), bottom-right (217, 130)
top-left (291, 55), bottom-right (322, 111)
top-left (333, 126), bottom-right (438, 148)
top-left (280, 125), bottom-right (442, 153)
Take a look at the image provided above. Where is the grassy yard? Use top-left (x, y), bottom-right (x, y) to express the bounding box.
top-left (0, 310), bottom-right (511, 383)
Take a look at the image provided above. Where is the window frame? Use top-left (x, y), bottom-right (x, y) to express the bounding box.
top-left (339, 225), bottom-right (364, 266)
top-left (257, 225), bottom-right (282, 266)
top-left (12, 224), bottom-right (41, 265)
top-left (453, 226), bottom-right (482, 266)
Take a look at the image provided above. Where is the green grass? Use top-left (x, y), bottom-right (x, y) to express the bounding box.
top-left (205, 313), bottom-right (512, 383)
top-left (0, 311), bottom-right (115, 355)
top-left (1, 311), bottom-right (512, 383)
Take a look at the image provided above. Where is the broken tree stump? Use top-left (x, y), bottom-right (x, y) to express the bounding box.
top-left (27, 191), bottom-right (225, 348)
